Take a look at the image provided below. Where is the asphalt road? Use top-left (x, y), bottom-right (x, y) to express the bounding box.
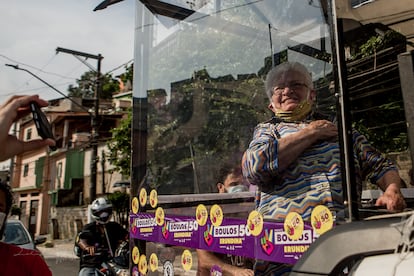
top-left (45, 257), bottom-right (79, 275)
top-left (38, 240), bottom-right (80, 275)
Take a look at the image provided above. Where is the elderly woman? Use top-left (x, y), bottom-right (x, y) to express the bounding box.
top-left (242, 61), bottom-right (406, 275)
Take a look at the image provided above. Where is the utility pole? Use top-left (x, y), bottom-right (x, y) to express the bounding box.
top-left (56, 47), bottom-right (103, 204)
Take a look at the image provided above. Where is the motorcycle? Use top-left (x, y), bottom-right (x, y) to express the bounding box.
top-left (105, 240), bottom-right (130, 276)
top-left (75, 232), bottom-right (130, 276)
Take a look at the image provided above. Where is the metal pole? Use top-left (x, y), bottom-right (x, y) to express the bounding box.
top-left (90, 54), bottom-right (103, 202)
top-left (55, 47), bottom-right (103, 203)
top-left (101, 150), bottom-right (106, 194)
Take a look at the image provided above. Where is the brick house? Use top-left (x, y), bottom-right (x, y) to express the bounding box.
top-left (10, 96), bottom-right (130, 237)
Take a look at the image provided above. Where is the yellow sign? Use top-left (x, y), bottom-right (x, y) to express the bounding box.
top-left (131, 197), bottom-right (139, 214)
top-left (181, 249), bottom-right (193, 271)
top-left (247, 210), bottom-right (264, 236)
top-left (139, 188), bottom-right (147, 207)
top-left (209, 204), bottom-right (223, 227)
top-left (196, 204), bottom-right (208, 226)
top-left (155, 207), bottom-right (165, 226)
top-left (284, 212), bottom-right (304, 240)
top-left (149, 253), bottom-right (158, 272)
top-left (138, 254), bottom-right (148, 274)
top-left (311, 205), bottom-right (334, 235)
top-left (149, 189), bottom-right (158, 208)
top-left (132, 246), bottom-right (140, 265)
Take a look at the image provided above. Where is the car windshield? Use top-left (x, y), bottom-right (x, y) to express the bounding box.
top-left (3, 222), bottom-right (31, 245)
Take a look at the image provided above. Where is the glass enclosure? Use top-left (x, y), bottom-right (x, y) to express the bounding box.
top-left (131, 0), bottom-right (335, 274)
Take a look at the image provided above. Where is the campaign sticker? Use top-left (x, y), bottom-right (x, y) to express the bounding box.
top-left (196, 204), bottom-right (208, 226)
top-left (155, 207), bottom-right (165, 226)
top-left (210, 264), bottom-right (222, 276)
top-left (150, 189), bottom-right (158, 208)
top-left (284, 212), bottom-right (304, 241)
top-left (247, 210), bottom-right (264, 236)
top-left (163, 260), bottom-right (174, 276)
top-left (132, 246), bottom-right (140, 264)
top-left (139, 188), bottom-right (147, 207)
top-left (149, 253), bottom-right (158, 272)
top-left (132, 266), bottom-right (139, 276)
top-left (139, 254), bottom-right (148, 274)
top-left (132, 197), bottom-right (139, 214)
top-left (311, 205), bottom-right (333, 235)
top-left (181, 249), bottom-right (193, 271)
top-left (210, 204), bottom-right (223, 227)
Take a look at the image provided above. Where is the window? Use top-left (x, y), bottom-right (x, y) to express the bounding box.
top-left (23, 164), bottom-right (29, 177)
top-left (26, 128), bottom-right (32, 141)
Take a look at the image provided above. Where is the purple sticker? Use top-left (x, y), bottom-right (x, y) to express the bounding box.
top-left (130, 212), bottom-right (317, 265)
top-left (210, 264), bottom-right (222, 276)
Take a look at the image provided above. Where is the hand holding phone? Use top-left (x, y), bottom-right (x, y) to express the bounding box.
top-left (29, 101), bottom-right (57, 151)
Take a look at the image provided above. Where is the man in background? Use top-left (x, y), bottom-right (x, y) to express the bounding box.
top-left (196, 163), bottom-right (254, 276)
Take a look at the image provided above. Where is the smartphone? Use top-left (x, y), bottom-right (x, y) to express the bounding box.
top-left (29, 101), bottom-right (57, 151)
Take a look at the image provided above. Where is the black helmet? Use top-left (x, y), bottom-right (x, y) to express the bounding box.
top-left (91, 197), bottom-right (113, 224)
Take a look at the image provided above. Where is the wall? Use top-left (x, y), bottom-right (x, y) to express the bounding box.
top-left (50, 206), bottom-right (88, 240)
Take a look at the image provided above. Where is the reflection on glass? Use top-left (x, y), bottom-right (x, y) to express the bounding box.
top-left (136, 0), bottom-right (333, 196)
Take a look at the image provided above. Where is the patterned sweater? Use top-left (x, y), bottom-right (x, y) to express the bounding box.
top-left (242, 116), bottom-right (397, 221)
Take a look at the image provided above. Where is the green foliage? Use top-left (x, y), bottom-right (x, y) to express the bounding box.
top-left (107, 111), bottom-right (132, 177)
top-left (68, 70), bottom-right (120, 99)
top-left (107, 192), bottom-right (129, 228)
top-left (352, 30), bottom-right (406, 60)
top-left (119, 63), bottom-right (133, 86)
top-left (147, 74), bottom-right (269, 194)
top-left (346, 29), bottom-right (408, 153)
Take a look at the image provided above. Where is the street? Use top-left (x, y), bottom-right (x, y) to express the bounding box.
top-left (39, 240), bottom-right (80, 275)
top-left (45, 257), bottom-right (79, 275)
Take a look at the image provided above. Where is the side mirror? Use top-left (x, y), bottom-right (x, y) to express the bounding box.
top-left (34, 236), bottom-right (47, 245)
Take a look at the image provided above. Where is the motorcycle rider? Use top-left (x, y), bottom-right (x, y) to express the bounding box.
top-left (77, 197), bottom-right (128, 276)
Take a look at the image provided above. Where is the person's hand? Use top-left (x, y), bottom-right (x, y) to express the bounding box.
top-left (84, 245), bottom-right (96, 256)
top-left (375, 183), bottom-right (406, 212)
top-left (0, 95), bottom-right (55, 161)
top-left (306, 120), bottom-right (338, 141)
top-left (225, 265), bottom-right (254, 276)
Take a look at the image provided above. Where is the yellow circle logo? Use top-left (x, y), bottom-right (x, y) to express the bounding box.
top-left (209, 204), bottom-right (223, 227)
top-left (139, 188), bottom-right (147, 207)
top-left (196, 204), bottom-right (208, 226)
top-left (132, 197), bottom-right (139, 214)
top-left (149, 253), bottom-right (158, 272)
top-left (284, 212), bottom-right (304, 240)
top-left (181, 249), bottom-right (193, 271)
top-left (155, 207), bottom-right (165, 226)
top-left (149, 189), bottom-right (158, 208)
top-left (247, 210), bottom-right (264, 236)
top-left (311, 205), bottom-right (334, 235)
top-left (132, 246), bottom-right (140, 265)
top-left (138, 254), bottom-right (148, 274)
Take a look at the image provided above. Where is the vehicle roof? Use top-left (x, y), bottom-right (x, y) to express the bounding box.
top-left (290, 211), bottom-right (414, 275)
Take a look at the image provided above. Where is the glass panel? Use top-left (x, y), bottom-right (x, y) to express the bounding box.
top-left (132, 0), bottom-right (334, 274)
top-left (136, 0), bottom-right (333, 195)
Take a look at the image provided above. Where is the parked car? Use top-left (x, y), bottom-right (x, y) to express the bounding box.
top-left (112, 181), bottom-right (130, 193)
top-left (2, 219), bottom-right (46, 252)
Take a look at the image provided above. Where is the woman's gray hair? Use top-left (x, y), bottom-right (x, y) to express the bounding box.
top-left (265, 62), bottom-right (313, 100)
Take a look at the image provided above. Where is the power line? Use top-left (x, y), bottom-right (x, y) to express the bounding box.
top-left (0, 54), bottom-right (77, 80)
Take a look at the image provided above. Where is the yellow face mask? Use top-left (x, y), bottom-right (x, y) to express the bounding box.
top-left (274, 100), bottom-right (313, 122)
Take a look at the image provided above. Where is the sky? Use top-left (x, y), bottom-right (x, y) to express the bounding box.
top-left (0, 0), bottom-right (135, 104)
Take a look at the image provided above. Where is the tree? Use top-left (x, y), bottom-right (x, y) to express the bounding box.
top-left (68, 70), bottom-right (120, 99)
top-left (107, 111), bottom-right (132, 177)
top-left (346, 29), bottom-right (408, 152)
top-left (107, 192), bottom-right (129, 229)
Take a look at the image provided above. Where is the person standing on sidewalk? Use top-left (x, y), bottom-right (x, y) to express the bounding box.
top-left (0, 95), bottom-right (53, 275)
